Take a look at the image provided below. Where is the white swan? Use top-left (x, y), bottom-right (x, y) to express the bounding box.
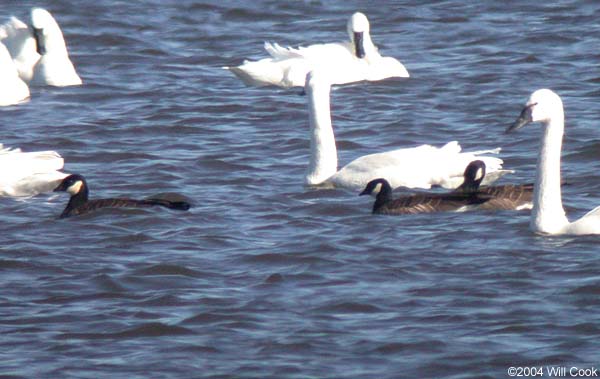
top-left (0, 144), bottom-right (68, 197)
top-left (0, 17), bottom-right (38, 83)
top-left (305, 70), bottom-right (508, 191)
top-left (0, 42), bottom-right (29, 106)
top-left (225, 12), bottom-right (409, 88)
top-left (507, 89), bottom-right (600, 235)
top-left (0, 8), bottom-right (81, 87)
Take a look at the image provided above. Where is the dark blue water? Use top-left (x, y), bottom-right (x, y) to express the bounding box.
top-left (1, 1), bottom-right (600, 378)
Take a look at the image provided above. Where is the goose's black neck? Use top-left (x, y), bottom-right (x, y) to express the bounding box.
top-left (61, 181), bottom-right (89, 218)
top-left (457, 181), bottom-right (481, 194)
top-left (457, 160), bottom-right (486, 194)
top-left (373, 180), bottom-right (393, 212)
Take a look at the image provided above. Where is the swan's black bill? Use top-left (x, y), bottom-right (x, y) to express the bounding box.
top-left (506, 103), bottom-right (536, 133)
top-left (353, 32), bottom-right (365, 58)
top-left (32, 27), bottom-right (46, 55)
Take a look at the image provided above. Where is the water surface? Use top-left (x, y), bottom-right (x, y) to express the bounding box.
top-left (1, 1), bottom-right (600, 378)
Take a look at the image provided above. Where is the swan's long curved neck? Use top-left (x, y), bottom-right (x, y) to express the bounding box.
top-left (532, 116), bottom-right (569, 233)
top-left (304, 78), bottom-right (338, 186)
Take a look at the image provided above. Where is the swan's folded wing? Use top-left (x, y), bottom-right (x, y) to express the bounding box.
top-left (563, 205), bottom-right (600, 234)
top-left (6, 172), bottom-right (68, 197)
top-left (334, 144), bottom-right (454, 190)
top-left (365, 56), bottom-right (410, 80)
top-left (5, 150), bottom-right (65, 173)
top-left (0, 150), bottom-right (66, 196)
top-left (582, 205), bottom-right (600, 219)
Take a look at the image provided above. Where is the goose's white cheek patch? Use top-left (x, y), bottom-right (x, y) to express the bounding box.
top-left (372, 182), bottom-right (382, 195)
top-left (66, 180), bottom-right (83, 195)
top-left (475, 168), bottom-right (484, 181)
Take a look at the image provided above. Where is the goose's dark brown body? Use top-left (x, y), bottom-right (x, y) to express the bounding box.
top-left (474, 183), bottom-right (534, 211)
top-left (361, 161), bottom-right (534, 216)
top-left (59, 198), bottom-right (190, 219)
top-left (374, 192), bottom-right (488, 215)
top-left (54, 174), bottom-right (191, 219)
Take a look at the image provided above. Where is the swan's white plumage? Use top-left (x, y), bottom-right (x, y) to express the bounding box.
top-left (0, 8), bottom-right (81, 87)
top-left (0, 42), bottom-right (29, 106)
top-left (304, 70), bottom-right (507, 191)
top-left (330, 142), bottom-right (505, 190)
top-left (29, 8), bottom-right (82, 86)
top-left (225, 12), bottom-right (409, 88)
top-left (509, 89), bottom-right (600, 235)
top-left (0, 16), bottom-right (39, 82)
top-left (0, 145), bottom-right (68, 197)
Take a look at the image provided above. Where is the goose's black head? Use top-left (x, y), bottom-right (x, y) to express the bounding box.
top-left (458, 160), bottom-right (486, 193)
top-left (54, 174), bottom-right (88, 198)
top-left (359, 178), bottom-right (389, 197)
top-left (358, 178), bottom-right (392, 197)
top-left (360, 178), bottom-right (393, 213)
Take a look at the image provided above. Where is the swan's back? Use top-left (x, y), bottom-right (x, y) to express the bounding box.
top-left (0, 146), bottom-right (67, 197)
top-left (331, 141), bottom-right (504, 190)
top-left (0, 41), bottom-right (29, 105)
top-left (559, 206), bottom-right (600, 235)
top-left (226, 12), bottom-right (408, 88)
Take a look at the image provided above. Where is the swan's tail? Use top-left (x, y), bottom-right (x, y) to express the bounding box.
top-left (224, 61), bottom-right (285, 87)
top-left (467, 146), bottom-right (505, 174)
top-left (437, 144), bottom-right (510, 188)
top-left (264, 42), bottom-right (302, 59)
top-left (469, 147), bottom-right (502, 155)
top-left (440, 141), bottom-right (461, 154)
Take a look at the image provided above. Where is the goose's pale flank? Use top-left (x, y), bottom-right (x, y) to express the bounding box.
top-left (225, 12), bottom-right (409, 88)
top-left (0, 144), bottom-right (67, 197)
top-left (53, 174), bottom-right (191, 219)
top-left (0, 8), bottom-right (81, 86)
top-left (507, 89), bottom-right (600, 235)
top-left (359, 160), bottom-right (531, 215)
top-left (304, 70), bottom-right (508, 191)
top-left (0, 42), bottom-right (29, 106)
